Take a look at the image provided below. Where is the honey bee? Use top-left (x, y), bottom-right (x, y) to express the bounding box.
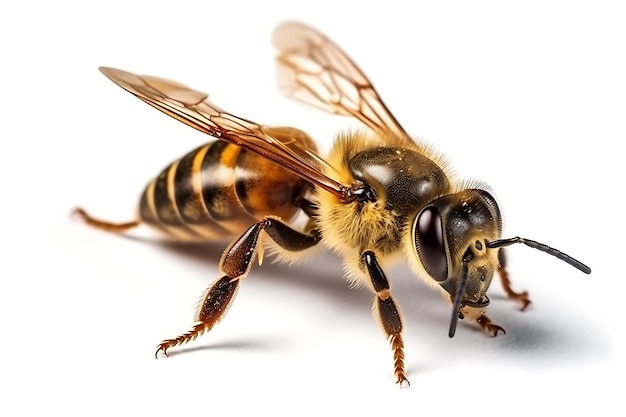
top-left (76, 21), bottom-right (591, 387)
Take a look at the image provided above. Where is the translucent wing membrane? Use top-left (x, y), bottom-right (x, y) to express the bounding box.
top-left (273, 21), bottom-right (410, 143)
top-left (99, 67), bottom-right (353, 202)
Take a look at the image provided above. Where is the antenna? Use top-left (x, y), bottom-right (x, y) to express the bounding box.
top-left (486, 237), bottom-right (591, 274)
top-left (448, 264), bottom-right (469, 338)
top-left (448, 236), bottom-right (590, 338)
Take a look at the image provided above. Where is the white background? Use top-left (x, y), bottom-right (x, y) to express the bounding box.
top-left (1, 0), bottom-right (620, 415)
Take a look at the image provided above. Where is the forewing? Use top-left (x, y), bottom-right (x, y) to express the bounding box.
top-left (99, 67), bottom-right (351, 201)
top-left (273, 21), bottom-right (410, 143)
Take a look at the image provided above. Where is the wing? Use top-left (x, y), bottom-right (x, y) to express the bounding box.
top-left (99, 67), bottom-right (355, 202)
top-left (273, 21), bottom-right (411, 144)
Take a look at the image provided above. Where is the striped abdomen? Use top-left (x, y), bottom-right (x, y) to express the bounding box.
top-left (138, 128), bottom-right (315, 241)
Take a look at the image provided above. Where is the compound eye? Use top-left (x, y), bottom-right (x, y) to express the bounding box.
top-left (415, 206), bottom-right (448, 282)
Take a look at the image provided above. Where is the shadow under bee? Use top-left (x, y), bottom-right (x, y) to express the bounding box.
top-left (135, 238), bottom-right (604, 367)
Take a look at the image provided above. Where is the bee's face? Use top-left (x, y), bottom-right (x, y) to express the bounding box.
top-left (412, 189), bottom-right (502, 306)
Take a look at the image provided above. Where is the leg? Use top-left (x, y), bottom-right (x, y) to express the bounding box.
top-left (476, 314), bottom-right (506, 336)
top-left (362, 251), bottom-right (409, 388)
top-left (73, 208), bottom-right (140, 232)
top-left (156, 216), bottom-right (320, 356)
top-left (458, 306), bottom-right (506, 337)
top-left (497, 248), bottom-right (531, 311)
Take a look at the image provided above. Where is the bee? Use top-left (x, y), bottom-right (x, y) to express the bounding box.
top-left (76, 21), bottom-right (591, 387)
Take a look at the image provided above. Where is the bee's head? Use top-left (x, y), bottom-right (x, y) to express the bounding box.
top-left (411, 188), bottom-right (501, 308)
top-left (409, 188), bottom-right (590, 337)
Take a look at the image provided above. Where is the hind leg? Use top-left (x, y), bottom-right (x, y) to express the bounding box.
top-left (156, 216), bottom-right (320, 356)
top-left (73, 208), bottom-right (140, 233)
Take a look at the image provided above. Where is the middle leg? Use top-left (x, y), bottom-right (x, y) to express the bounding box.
top-left (361, 251), bottom-right (409, 387)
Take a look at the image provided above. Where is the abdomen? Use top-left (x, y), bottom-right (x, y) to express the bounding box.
top-left (138, 129), bottom-right (313, 241)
